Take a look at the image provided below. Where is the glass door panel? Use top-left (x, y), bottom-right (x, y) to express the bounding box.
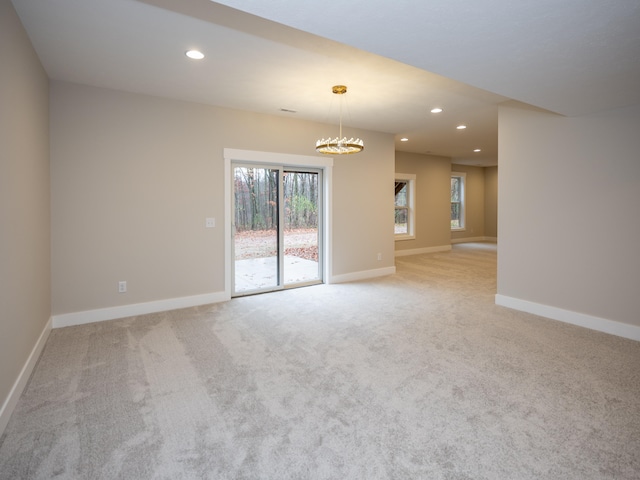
top-left (283, 170), bottom-right (321, 286)
top-left (233, 166), bottom-right (281, 295)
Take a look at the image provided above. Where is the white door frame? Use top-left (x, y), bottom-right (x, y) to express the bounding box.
top-left (224, 148), bottom-right (334, 299)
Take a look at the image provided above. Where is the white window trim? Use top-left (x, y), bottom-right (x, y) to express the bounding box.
top-left (451, 171), bottom-right (466, 231)
top-left (395, 173), bottom-right (416, 241)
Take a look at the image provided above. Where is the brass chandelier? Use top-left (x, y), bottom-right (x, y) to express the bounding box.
top-left (316, 85), bottom-right (364, 155)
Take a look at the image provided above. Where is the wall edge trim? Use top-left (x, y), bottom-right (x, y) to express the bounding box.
top-left (330, 266), bottom-right (396, 284)
top-left (0, 317), bottom-right (52, 437)
top-left (52, 292), bottom-right (229, 329)
top-left (495, 294), bottom-right (640, 342)
top-left (395, 245), bottom-right (452, 257)
top-left (451, 236), bottom-right (497, 244)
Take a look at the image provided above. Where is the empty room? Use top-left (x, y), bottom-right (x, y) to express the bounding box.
top-left (1, 0), bottom-right (639, 478)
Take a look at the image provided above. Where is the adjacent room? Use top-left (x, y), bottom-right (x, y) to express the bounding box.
top-left (2, 0), bottom-right (639, 478)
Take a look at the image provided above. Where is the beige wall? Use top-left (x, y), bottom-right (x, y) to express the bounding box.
top-left (394, 151), bottom-right (451, 252)
top-left (498, 102), bottom-right (640, 327)
top-left (484, 166), bottom-right (498, 238)
top-left (0, 0), bottom-right (50, 413)
top-left (451, 164), bottom-right (486, 241)
top-left (51, 81), bottom-right (395, 315)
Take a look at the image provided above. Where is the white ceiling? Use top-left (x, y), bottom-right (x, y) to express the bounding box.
top-left (11, 0), bottom-right (640, 167)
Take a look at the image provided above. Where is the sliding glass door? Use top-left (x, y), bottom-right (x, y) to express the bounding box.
top-left (232, 164), bottom-right (322, 296)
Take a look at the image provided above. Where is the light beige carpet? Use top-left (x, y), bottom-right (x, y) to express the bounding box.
top-left (1, 243), bottom-right (639, 479)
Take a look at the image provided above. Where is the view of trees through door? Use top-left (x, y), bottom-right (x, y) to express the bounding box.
top-left (233, 165), bottom-right (321, 295)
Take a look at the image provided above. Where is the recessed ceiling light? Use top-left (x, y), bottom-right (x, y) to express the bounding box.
top-left (430, 108), bottom-right (443, 113)
top-left (400, 137), bottom-right (409, 142)
top-left (185, 50), bottom-right (204, 60)
top-left (474, 149), bottom-right (481, 152)
top-left (456, 125), bottom-right (467, 130)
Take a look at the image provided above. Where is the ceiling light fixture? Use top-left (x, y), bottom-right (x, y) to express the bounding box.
top-left (316, 85), bottom-right (364, 155)
top-left (456, 125), bottom-right (467, 130)
top-left (185, 50), bottom-right (204, 60)
top-left (474, 149), bottom-right (481, 152)
top-left (400, 137), bottom-right (409, 142)
top-left (431, 108), bottom-right (443, 113)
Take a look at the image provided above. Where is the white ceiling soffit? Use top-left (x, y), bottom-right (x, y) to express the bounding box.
top-left (212, 0), bottom-right (640, 117)
top-left (12, 0), bottom-right (512, 164)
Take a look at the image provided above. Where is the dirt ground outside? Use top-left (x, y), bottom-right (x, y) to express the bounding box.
top-left (234, 228), bottom-right (318, 261)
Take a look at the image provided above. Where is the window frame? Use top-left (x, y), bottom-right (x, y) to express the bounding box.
top-left (395, 173), bottom-right (416, 241)
top-left (451, 172), bottom-right (466, 231)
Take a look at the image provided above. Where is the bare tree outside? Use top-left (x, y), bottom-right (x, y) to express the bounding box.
top-left (234, 167), bottom-right (319, 261)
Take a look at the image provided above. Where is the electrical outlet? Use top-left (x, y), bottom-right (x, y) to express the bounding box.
top-left (118, 281), bottom-right (127, 293)
top-left (205, 217), bottom-right (215, 228)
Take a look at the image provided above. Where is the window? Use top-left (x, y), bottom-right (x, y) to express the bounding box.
top-left (395, 173), bottom-right (416, 240)
top-left (451, 172), bottom-right (466, 230)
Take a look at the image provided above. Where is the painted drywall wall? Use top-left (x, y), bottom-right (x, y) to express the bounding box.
top-left (394, 151), bottom-right (451, 252)
top-left (451, 164), bottom-right (486, 241)
top-left (498, 102), bottom-right (640, 327)
top-left (0, 0), bottom-right (50, 417)
top-left (484, 166), bottom-right (498, 238)
top-left (51, 81), bottom-right (395, 316)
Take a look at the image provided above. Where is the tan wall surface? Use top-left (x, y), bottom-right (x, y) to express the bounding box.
top-left (0, 0), bottom-right (51, 409)
top-left (451, 164), bottom-right (485, 241)
top-left (394, 151), bottom-right (451, 251)
top-left (51, 81), bottom-right (395, 315)
top-left (484, 166), bottom-right (498, 238)
top-left (498, 102), bottom-right (640, 327)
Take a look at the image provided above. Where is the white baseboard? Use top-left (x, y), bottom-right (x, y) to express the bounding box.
top-left (451, 236), bottom-right (497, 244)
top-left (0, 317), bottom-right (52, 437)
top-left (330, 266), bottom-right (396, 284)
top-left (52, 291), bottom-right (229, 329)
top-left (495, 294), bottom-right (640, 342)
top-left (395, 245), bottom-right (452, 257)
